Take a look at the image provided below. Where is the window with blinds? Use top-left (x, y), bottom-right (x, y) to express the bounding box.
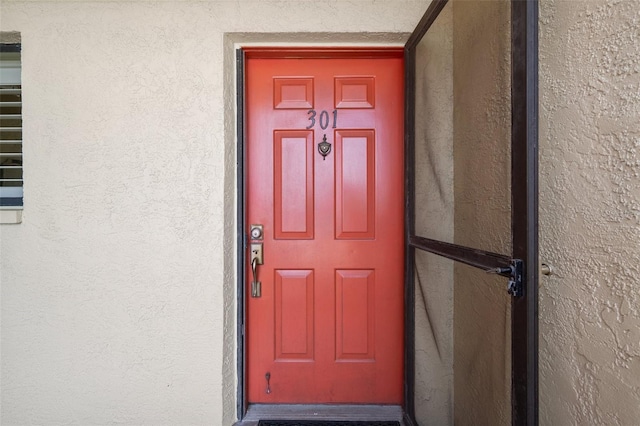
top-left (0, 44), bottom-right (22, 207)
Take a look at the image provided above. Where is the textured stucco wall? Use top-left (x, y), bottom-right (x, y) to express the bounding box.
top-left (413, 2), bottom-right (454, 423)
top-left (539, 0), bottom-right (640, 424)
top-left (0, 2), bottom-right (427, 425)
top-left (452, 0), bottom-right (512, 424)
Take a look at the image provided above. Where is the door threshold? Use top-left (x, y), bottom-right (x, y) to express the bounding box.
top-left (235, 404), bottom-right (405, 426)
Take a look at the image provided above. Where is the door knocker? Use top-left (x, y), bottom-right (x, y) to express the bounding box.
top-left (318, 134), bottom-right (332, 160)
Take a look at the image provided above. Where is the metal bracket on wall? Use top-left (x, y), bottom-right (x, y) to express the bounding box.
top-left (487, 259), bottom-right (524, 297)
top-left (507, 259), bottom-right (524, 297)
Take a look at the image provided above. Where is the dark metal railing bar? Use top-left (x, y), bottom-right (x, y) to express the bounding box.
top-left (409, 235), bottom-right (512, 274)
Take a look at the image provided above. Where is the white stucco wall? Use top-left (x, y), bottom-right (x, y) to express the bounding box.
top-left (0, 2), bottom-right (427, 425)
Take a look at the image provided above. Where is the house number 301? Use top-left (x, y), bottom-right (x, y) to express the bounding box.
top-left (306, 109), bottom-right (338, 130)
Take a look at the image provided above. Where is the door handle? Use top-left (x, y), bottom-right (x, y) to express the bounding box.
top-left (250, 243), bottom-right (263, 297)
top-left (251, 257), bottom-right (260, 298)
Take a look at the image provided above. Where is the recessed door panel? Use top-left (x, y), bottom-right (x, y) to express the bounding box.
top-left (335, 269), bottom-right (375, 361)
top-left (275, 270), bottom-right (314, 361)
top-left (274, 130), bottom-right (314, 239)
top-left (274, 77), bottom-right (314, 109)
top-left (335, 130), bottom-right (376, 239)
top-left (334, 77), bottom-right (375, 108)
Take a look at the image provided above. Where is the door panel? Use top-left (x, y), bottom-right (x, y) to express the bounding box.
top-left (335, 130), bottom-right (376, 239)
top-left (273, 130), bottom-right (314, 239)
top-left (335, 269), bottom-right (375, 361)
top-left (274, 269), bottom-right (314, 361)
top-left (246, 53), bottom-right (404, 404)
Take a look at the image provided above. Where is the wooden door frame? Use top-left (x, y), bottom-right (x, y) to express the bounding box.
top-left (236, 47), bottom-right (408, 421)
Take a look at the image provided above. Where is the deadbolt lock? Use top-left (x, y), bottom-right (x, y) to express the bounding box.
top-left (250, 224), bottom-right (263, 241)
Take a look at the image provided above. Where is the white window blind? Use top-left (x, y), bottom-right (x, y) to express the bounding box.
top-left (0, 45), bottom-right (22, 207)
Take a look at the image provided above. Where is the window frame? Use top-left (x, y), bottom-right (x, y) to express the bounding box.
top-left (0, 42), bottom-right (23, 211)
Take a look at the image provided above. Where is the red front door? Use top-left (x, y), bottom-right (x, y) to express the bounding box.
top-left (246, 50), bottom-right (404, 404)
